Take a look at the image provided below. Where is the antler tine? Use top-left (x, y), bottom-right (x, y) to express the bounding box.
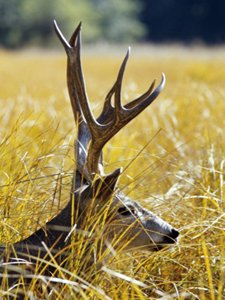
top-left (54, 20), bottom-right (97, 129)
top-left (97, 48), bottom-right (130, 124)
top-left (71, 26), bottom-right (98, 131)
top-left (114, 48), bottom-right (130, 115)
top-left (123, 73), bottom-right (165, 116)
top-left (53, 20), bottom-right (82, 124)
top-left (125, 74), bottom-right (164, 120)
top-left (69, 22), bottom-right (82, 47)
top-left (53, 20), bottom-right (71, 54)
top-left (124, 80), bottom-right (155, 109)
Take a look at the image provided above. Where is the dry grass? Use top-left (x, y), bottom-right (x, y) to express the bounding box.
top-left (0, 46), bottom-right (225, 299)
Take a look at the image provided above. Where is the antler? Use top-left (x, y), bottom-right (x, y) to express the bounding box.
top-left (53, 20), bottom-right (166, 180)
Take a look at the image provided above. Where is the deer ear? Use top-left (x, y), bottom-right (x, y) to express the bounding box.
top-left (92, 168), bottom-right (122, 199)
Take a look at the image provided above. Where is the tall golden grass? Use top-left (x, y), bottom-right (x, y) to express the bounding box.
top-left (0, 46), bottom-right (225, 299)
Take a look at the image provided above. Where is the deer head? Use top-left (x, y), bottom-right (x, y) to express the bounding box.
top-left (53, 21), bottom-right (179, 252)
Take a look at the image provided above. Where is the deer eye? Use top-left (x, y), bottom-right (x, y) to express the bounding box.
top-left (118, 206), bottom-right (135, 217)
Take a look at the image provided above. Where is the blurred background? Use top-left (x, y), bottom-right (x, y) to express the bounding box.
top-left (0, 0), bottom-right (224, 48)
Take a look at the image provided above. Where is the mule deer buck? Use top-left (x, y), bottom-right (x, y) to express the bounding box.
top-left (0, 21), bottom-right (179, 287)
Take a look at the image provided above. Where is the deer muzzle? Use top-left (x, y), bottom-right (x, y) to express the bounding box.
top-left (144, 215), bottom-right (179, 251)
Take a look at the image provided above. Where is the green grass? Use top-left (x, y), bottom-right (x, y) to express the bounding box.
top-left (0, 46), bottom-right (225, 299)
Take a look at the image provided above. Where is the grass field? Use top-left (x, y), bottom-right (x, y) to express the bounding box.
top-left (0, 46), bottom-right (225, 299)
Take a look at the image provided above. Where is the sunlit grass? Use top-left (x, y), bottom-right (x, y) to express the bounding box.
top-left (0, 46), bottom-right (225, 298)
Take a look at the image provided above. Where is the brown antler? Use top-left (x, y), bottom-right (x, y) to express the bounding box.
top-left (53, 20), bottom-right (166, 179)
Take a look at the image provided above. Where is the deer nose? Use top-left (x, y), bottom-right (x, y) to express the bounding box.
top-left (171, 228), bottom-right (179, 239)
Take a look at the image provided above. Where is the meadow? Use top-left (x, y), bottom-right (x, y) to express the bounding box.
top-left (0, 45), bottom-right (225, 299)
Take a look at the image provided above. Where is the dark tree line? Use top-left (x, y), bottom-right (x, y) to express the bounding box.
top-left (0, 0), bottom-right (145, 48)
top-left (0, 0), bottom-right (224, 48)
top-left (140, 0), bottom-right (225, 44)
